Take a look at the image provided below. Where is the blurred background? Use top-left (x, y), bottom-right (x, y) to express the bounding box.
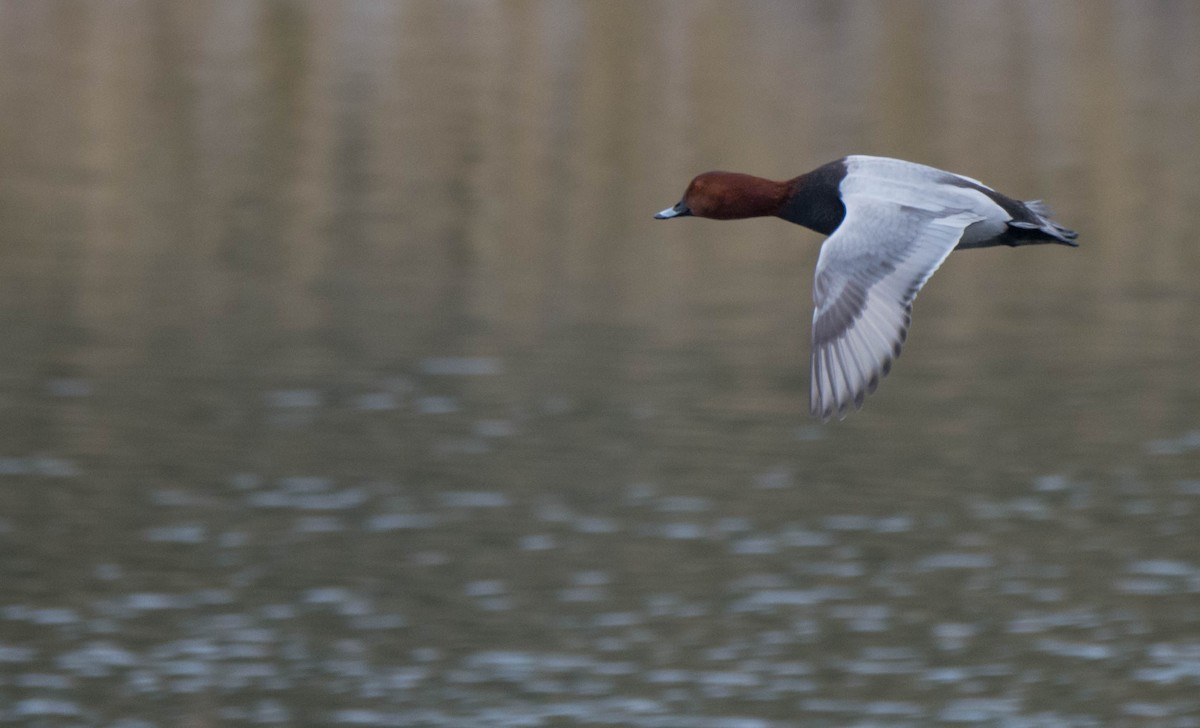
top-left (2, 1), bottom-right (1200, 725)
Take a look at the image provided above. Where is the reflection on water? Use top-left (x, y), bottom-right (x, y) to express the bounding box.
top-left (2, 1), bottom-right (1200, 725)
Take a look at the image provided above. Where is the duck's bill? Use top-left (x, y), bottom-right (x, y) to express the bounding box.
top-left (654, 202), bottom-right (691, 219)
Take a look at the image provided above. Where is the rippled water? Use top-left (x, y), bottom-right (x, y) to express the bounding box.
top-left (3, 2), bottom-right (1200, 726)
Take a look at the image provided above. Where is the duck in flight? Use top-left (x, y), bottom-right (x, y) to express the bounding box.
top-left (655, 155), bottom-right (1078, 421)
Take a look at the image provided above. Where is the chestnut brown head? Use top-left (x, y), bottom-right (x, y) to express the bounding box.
top-left (655, 172), bottom-right (789, 221)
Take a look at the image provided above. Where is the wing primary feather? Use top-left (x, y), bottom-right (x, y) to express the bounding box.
top-left (818, 346), bottom-right (833, 420)
top-left (809, 353), bottom-right (820, 417)
top-left (857, 301), bottom-right (902, 365)
top-left (832, 345), bottom-right (846, 414)
top-left (838, 333), bottom-right (871, 410)
top-left (845, 322), bottom-right (884, 394)
top-left (833, 342), bottom-right (852, 417)
top-left (821, 346), bottom-right (839, 421)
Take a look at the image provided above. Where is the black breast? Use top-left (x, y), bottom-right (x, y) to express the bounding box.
top-left (776, 159), bottom-right (849, 236)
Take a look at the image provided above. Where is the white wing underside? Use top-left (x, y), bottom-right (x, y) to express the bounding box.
top-left (809, 177), bottom-right (987, 420)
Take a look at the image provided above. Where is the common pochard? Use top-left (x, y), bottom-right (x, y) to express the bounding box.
top-left (655, 155), bottom-right (1078, 420)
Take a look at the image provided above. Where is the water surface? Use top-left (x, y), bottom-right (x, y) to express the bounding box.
top-left (2, 2), bottom-right (1200, 726)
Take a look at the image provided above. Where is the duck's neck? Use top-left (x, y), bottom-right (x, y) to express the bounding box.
top-left (775, 161), bottom-right (848, 235)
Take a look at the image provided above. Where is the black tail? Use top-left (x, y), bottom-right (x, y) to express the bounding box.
top-left (1008, 200), bottom-right (1079, 246)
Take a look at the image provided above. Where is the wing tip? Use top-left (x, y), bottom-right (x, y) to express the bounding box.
top-left (811, 337), bottom-right (907, 421)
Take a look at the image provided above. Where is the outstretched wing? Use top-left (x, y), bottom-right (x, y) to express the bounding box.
top-left (810, 200), bottom-right (983, 420)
